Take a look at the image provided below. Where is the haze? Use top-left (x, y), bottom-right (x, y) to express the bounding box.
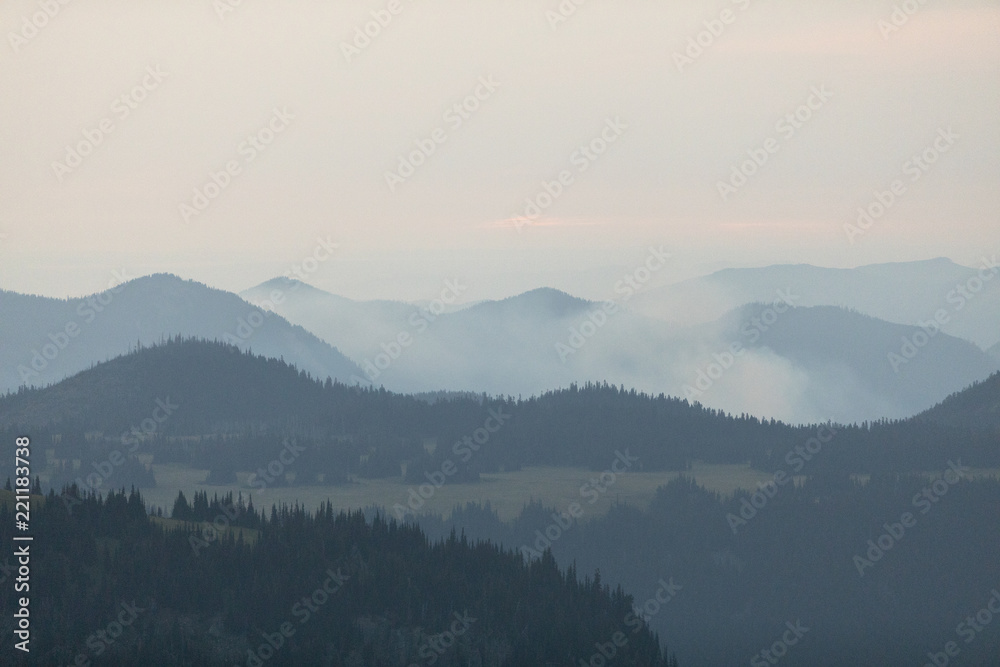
top-left (1, 0), bottom-right (998, 303)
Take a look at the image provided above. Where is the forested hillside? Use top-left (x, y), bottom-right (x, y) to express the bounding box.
top-left (412, 474), bottom-right (1000, 665)
top-left (0, 486), bottom-right (675, 666)
top-left (916, 371), bottom-right (1000, 432)
top-left (2, 338), bottom-right (997, 479)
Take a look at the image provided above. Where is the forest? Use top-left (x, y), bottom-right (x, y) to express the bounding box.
top-left (2, 339), bottom-right (998, 664)
top-left (0, 485), bottom-right (676, 666)
top-left (1, 338), bottom-right (997, 490)
top-left (410, 473), bottom-right (1000, 665)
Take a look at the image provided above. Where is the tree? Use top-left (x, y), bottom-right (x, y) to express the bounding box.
top-left (171, 490), bottom-right (192, 520)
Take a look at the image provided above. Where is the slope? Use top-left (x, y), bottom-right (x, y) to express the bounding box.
top-left (0, 273), bottom-right (361, 394)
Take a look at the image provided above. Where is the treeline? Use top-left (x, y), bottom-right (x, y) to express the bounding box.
top-left (410, 474), bottom-right (1000, 665)
top-left (915, 370), bottom-right (1000, 431)
top-left (0, 485), bottom-right (676, 666)
top-left (1, 338), bottom-right (997, 479)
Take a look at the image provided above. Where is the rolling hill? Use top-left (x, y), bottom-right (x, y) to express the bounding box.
top-left (915, 371), bottom-right (1000, 432)
top-left (0, 273), bottom-right (361, 394)
top-left (3, 338), bottom-right (996, 477)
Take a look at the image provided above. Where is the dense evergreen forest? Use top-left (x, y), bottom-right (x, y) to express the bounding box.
top-left (0, 486), bottom-right (676, 666)
top-left (1, 338), bottom-right (997, 663)
top-left (411, 474), bottom-right (1000, 665)
top-left (916, 371), bottom-right (1000, 431)
top-left (1, 338), bottom-right (997, 485)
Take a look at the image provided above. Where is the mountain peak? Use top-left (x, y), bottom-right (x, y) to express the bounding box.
top-left (477, 287), bottom-right (590, 317)
top-left (241, 278), bottom-right (358, 307)
top-left (255, 276), bottom-right (302, 290)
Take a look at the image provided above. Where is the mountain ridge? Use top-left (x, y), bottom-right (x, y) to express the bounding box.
top-left (3, 336), bottom-right (997, 476)
top-left (630, 256), bottom-right (1000, 349)
top-left (0, 273), bottom-right (362, 394)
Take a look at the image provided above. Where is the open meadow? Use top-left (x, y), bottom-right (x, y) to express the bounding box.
top-left (127, 462), bottom-right (1000, 522)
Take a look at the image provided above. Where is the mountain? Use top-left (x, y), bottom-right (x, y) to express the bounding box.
top-left (990, 341), bottom-right (1000, 361)
top-left (239, 278), bottom-right (998, 424)
top-left (0, 337), bottom-right (353, 433)
top-left (698, 303), bottom-right (1000, 423)
top-left (241, 280), bottom-right (604, 394)
top-left (3, 338), bottom-right (997, 477)
top-left (10, 271), bottom-right (988, 426)
top-left (0, 274), bottom-right (361, 394)
top-left (629, 257), bottom-right (1000, 350)
top-left (241, 277), bottom-right (420, 361)
top-left (915, 371), bottom-right (1000, 432)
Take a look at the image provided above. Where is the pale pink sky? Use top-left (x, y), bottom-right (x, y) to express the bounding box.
top-left (1, 0), bottom-right (997, 302)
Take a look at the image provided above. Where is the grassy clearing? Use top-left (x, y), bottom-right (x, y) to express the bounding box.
top-left (149, 515), bottom-right (260, 545)
top-left (138, 462), bottom-right (779, 522)
top-left (32, 461), bottom-right (1000, 524)
top-left (0, 488), bottom-right (46, 512)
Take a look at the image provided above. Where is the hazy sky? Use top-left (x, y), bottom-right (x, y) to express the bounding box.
top-left (1, 0), bottom-right (997, 303)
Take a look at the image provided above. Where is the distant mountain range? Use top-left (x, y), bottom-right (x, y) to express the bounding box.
top-left (629, 257), bottom-right (1000, 350)
top-left (0, 274), bottom-right (361, 395)
top-left (702, 303), bottom-right (997, 423)
top-left (242, 273), bottom-right (999, 424)
top-left (3, 259), bottom-right (998, 425)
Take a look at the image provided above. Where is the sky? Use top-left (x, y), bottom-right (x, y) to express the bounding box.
top-left (1, 0), bottom-right (998, 304)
